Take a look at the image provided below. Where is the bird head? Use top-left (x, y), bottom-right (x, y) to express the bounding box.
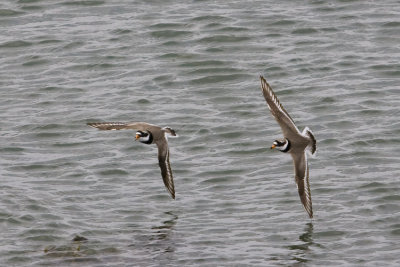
top-left (271, 139), bottom-right (289, 152)
top-left (135, 131), bottom-right (152, 144)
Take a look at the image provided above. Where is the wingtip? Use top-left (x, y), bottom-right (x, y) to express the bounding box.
top-left (259, 76), bottom-right (272, 90)
top-left (261, 75), bottom-right (272, 84)
top-left (168, 188), bottom-right (175, 199)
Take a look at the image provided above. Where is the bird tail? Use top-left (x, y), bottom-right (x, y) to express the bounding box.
top-left (303, 127), bottom-right (316, 155)
top-left (162, 127), bottom-right (178, 137)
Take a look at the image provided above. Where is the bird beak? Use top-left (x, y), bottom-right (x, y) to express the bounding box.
top-left (135, 134), bottom-right (140, 140)
top-left (270, 144), bottom-right (276, 149)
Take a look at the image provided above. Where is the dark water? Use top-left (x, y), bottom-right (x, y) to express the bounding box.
top-left (1, 0), bottom-right (400, 266)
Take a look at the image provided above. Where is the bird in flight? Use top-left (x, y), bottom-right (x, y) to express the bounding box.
top-left (260, 76), bottom-right (316, 218)
top-left (87, 122), bottom-right (177, 199)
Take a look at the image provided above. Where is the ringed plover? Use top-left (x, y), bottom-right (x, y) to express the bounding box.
top-left (87, 122), bottom-right (177, 199)
top-left (260, 76), bottom-right (316, 218)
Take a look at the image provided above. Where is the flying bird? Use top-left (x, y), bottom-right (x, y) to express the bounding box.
top-left (87, 122), bottom-right (177, 199)
top-left (260, 76), bottom-right (316, 218)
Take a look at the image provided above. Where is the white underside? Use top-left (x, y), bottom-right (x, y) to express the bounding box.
top-left (137, 133), bottom-right (151, 142)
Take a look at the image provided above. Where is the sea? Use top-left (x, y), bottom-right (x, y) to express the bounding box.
top-left (1, 0), bottom-right (399, 266)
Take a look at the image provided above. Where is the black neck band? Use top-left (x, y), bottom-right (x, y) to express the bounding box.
top-left (282, 139), bottom-right (291, 153)
top-left (142, 132), bottom-right (153, 144)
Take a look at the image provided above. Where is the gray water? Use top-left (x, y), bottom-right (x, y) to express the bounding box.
top-left (1, 0), bottom-right (400, 266)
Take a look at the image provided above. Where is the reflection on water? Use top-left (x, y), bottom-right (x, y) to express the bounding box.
top-left (43, 234), bottom-right (90, 259)
top-left (150, 211), bottom-right (178, 244)
top-left (299, 222), bottom-right (313, 245)
top-left (42, 213), bottom-right (179, 265)
top-left (130, 211), bottom-right (179, 257)
top-left (288, 222), bottom-right (314, 264)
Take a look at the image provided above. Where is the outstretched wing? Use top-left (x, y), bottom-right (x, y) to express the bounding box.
top-left (87, 122), bottom-right (153, 131)
top-left (260, 76), bottom-right (301, 138)
top-left (156, 137), bottom-right (175, 199)
top-left (292, 152), bottom-right (313, 218)
top-left (88, 121), bottom-right (176, 199)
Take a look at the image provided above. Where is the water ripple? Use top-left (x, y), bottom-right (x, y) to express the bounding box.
top-left (1, 1), bottom-right (399, 266)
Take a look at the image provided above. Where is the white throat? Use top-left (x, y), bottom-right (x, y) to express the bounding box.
top-left (139, 134), bottom-right (151, 143)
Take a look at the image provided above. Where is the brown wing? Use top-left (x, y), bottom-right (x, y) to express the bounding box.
top-left (156, 137), bottom-right (175, 199)
top-left (260, 76), bottom-right (302, 139)
top-left (87, 122), bottom-right (155, 131)
top-left (292, 152), bottom-right (313, 218)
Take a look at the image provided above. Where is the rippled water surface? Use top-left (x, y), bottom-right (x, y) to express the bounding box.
top-left (1, 0), bottom-right (400, 266)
